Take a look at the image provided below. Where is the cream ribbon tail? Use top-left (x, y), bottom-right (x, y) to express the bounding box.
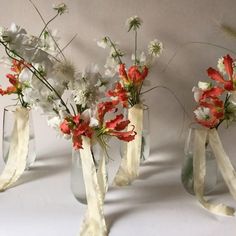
top-left (0, 107), bottom-right (29, 191)
top-left (114, 104), bottom-right (143, 186)
top-left (79, 137), bottom-right (107, 236)
top-left (193, 128), bottom-right (236, 216)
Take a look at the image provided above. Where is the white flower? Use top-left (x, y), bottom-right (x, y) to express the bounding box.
top-left (198, 81), bottom-right (211, 90)
top-left (148, 39), bottom-right (163, 57)
top-left (47, 116), bottom-right (61, 129)
top-left (194, 107), bottom-right (211, 120)
top-left (53, 3), bottom-right (68, 15)
top-left (97, 37), bottom-right (108, 49)
top-left (81, 109), bottom-right (99, 127)
top-left (126, 16), bottom-right (143, 31)
top-left (217, 57), bottom-right (226, 75)
top-left (192, 86), bottom-right (202, 102)
top-left (104, 56), bottom-right (119, 77)
top-left (52, 60), bottom-right (76, 86)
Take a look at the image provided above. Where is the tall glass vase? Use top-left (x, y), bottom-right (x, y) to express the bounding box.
top-left (181, 125), bottom-right (218, 195)
top-left (71, 141), bottom-right (109, 204)
top-left (2, 105), bottom-right (36, 170)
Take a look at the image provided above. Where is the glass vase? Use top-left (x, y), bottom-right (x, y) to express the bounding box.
top-left (181, 125), bottom-right (218, 195)
top-left (71, 141), bottom-right (109, 204)
top-left (140, 105), bottom-right (150, 161)
top-left (2, 105), bottom-right (36, 170)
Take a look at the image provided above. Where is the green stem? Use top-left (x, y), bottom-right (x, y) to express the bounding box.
top-left (134, 30), bottom-right (137, 65)
top-left (106, 36), bottom-right (123, 64)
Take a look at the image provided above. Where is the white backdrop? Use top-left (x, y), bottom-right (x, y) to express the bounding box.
top-left (0, 0), bottom-right (236, 235)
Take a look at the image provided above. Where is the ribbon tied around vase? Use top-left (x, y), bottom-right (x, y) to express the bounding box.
top-left (79, 136), bottom-right (108, 236)
top-left (0, 107), bottom-right (29, 191)
top-left (193, 128), bottom-right (236, 216)
top-left (113, 103), bottom-right (144, 186)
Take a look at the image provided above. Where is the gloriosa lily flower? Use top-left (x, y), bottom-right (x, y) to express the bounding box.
top-left (207, 54), bottom-right (236, 91)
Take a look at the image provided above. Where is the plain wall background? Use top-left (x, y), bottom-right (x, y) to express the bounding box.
top-left (0, 0), bottom-right (236, 161)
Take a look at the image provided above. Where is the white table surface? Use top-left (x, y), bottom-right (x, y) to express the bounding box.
top-left (0, 132), bottom-right (235, 236)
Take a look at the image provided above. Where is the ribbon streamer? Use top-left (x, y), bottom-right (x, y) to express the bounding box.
top-left (79, 137), bottom-right (107, 236)
top-left (0, 107), bottom-right (29, 191)
top-left (114, 104), bottom-right (143, 186)
top-left (193, 128), bottom-right (236, 216)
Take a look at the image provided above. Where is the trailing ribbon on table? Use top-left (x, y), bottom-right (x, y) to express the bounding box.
top-left (79, 136), bottom-right (107, 236)
top-left (193, 128), bottom-right (236, 216)
top-left (0, 107), bottom-right (29, 191)
top-left (114, 104), bottom-right (143, 186)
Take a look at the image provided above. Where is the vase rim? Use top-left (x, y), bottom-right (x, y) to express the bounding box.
top-left (4, 105), bottom-right (31, 112)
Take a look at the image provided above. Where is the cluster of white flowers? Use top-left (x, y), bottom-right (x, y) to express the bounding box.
top-left (72, 64), bottom-right (106, 108)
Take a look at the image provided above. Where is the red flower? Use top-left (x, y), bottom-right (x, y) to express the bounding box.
top-left (108, 127), bottom-right (136, 142)
top-left (128, 65), bottom-right (148, 84)
top-left (207, 54), bottom-right (235, 91)
top-left (200, 87), bottom-right (224, 101)
top-left (105, 114), bottom-right (130, 131)
top-left (107, 82), bottom-right (129, 107)
top-left (119, 63), bottom-right (149, 85)
top-left (60, 120), bottom-right (71, 135)
top-left (194, 97), bottom-right (224, 128)
top-left (60, 115), bottom-right (93, 150)
top-left (97, 100), bottom-right (119, 123)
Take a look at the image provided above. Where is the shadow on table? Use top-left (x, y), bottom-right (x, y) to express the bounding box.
top-left (105, 142), bottom-right (186, 230)
top-left (12, 151), bottom-right (71, 188)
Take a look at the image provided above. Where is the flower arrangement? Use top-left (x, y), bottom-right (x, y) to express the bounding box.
top-left (97, 16), bottom-right (163, 107)
top-left (193, 54), bottom-right (236, 129)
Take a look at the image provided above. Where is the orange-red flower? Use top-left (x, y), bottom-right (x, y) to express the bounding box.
top-left (107, 82), bottom-right (129, 107)
top-left (119, 63), bottom-right (148, 85)
top-left (60, 114), bottom-right (93, 150)
top-left (207, 54), bottom-right (235, 91)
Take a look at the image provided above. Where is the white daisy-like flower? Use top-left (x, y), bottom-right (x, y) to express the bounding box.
top-left (52, 60), bottom-right (76, 85)
top-left (97, 37), bottom-right (108, 49)
top-left (126, 16), bottom-right (143, 31)
top-left (53, 3), bottom-right (68, 15)
top-left (198, 81), bottom-right (211, 90)
top-left (194, 107), bottom-right (211, 120)
top-left (148, 39), bottom-right (163, 57)
top-left (217, 57), bottom-right (226, 75)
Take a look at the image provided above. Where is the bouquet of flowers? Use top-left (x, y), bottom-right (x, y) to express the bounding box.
top-left (182, 54), bottom-right (236, 216)
top-left (97, 16), bottom-right (163, 185)
top-left (0, 3), bottom-right (138, 235)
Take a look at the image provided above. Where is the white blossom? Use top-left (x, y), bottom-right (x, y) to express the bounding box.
top-left (217, 57), bottom-right (226, 75)
top-left (126, 16), bottom-right (143, 31)
top-left (194, 107), bottom-right (211, 120)
top-left (148, 39), bottom-right (163, 57)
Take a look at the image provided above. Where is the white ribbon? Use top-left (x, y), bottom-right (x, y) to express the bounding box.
top-left (193, 128), bottom-right (236, 216)
top-left (0, 107), bottom-right (29, 191)
top-left (79, 137), bottom-right (107, 236)
top-left (114, 104), bottom-right (143, 186)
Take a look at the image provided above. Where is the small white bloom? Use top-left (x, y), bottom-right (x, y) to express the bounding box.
top-left (198, 81), bottom-right (211, 90)
top-left (217, 57), bottom-right (226, 75)
top-left (148, 39), bottom-right (163, 57)
top-left (192, 86), bottom-right (202, 102)
top-left (47, 116), bottom-right (61, 129)
top-left (131, 51), bottom-right (147, 65)
top-left (126, 16), bottom-right (143, 31)
top-left (97, 37), bottom-right (108, 49)
top-left (194, 107), bottom-right (211, 120)
top-left (53, 3), bottom-right (68, 15)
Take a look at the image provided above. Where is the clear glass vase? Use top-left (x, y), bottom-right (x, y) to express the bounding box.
top-left (121, 104), bottom-right (150, 162)
top-left (2, 105), bottom-right (36, 170)
top-left (140, 105), bottom-right (150, 161)
top-left (71, 141), bottom-right (109, 204)
top-left (181, 125), bottom-right (218, 195)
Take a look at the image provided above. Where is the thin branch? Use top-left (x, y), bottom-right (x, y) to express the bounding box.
top-left (28, 0), bottom-right (66, 60)
top-left (162, 41), bottom-right (236, 74)
top-left (56, 33), bottom-right (78, 57)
